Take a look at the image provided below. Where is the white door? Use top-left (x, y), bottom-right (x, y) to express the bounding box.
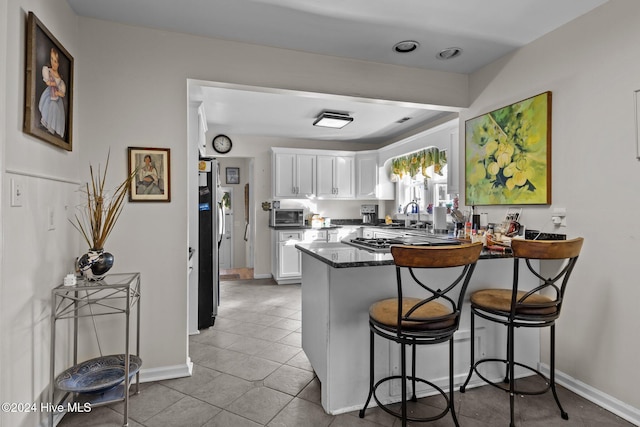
top-left (219, 212), bottom-right (233, 269)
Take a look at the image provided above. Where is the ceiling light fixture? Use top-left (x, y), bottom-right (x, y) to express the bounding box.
top-left (313, 111), bottom-right (353, 129)
top-left (393, 40), bottom-right (419, 53)
top-left (437, 47), bottom-right (463, 60)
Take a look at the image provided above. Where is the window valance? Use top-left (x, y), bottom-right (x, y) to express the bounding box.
top-left (390, 147), bottom-right (447, 182)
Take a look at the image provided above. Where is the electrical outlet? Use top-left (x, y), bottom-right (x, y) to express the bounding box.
top-left (551, 207), bottom-right (567, 227)
top-left (10, 178), bottom-right (24, 207)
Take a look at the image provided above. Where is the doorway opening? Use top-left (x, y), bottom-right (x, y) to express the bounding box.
top-left (216, 157), bottom-right (254, 281)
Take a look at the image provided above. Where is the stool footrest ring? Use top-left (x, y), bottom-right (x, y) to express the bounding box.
top-left (370, 374), bottom-right (451, 423)
top-left (470, 358), bottom-right (551, 396)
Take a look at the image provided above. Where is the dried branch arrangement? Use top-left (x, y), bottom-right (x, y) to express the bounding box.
top-left (72, 152), bottom-right (136, 250)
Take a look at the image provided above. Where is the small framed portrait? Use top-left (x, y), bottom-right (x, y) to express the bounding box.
top-left (24, 12), bottom-right (74, 151)
top-left (128, 147), bottom-right (171, 202)
top-left (226, 167), bottom-right (240, 184)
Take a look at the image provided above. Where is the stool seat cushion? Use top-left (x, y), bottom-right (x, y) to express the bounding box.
top-left (370, 298), bottom-right (454, 331)
top-left (470, 289), bottom-right (557, 315)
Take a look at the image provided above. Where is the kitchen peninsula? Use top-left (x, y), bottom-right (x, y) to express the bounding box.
top-left (296, 240), bottom-right (541, 415)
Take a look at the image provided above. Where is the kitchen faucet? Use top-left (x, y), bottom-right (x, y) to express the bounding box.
top-left (403, 201), bottom-right (422, 227)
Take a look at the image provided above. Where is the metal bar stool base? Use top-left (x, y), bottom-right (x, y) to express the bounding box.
top-left (460, 358), bottom-right (569, 421)
top-left (359, 375), bottom-right (452, 424)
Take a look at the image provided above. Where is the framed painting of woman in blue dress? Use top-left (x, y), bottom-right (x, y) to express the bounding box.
top-left (24, 12), bottom-right (74, 151)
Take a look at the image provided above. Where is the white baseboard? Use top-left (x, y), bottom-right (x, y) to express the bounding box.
top-left (539, 363), bottom-right (640, 426)
top-left (253, 273), bottom-right (272, 279)
top-left (139, 358), bottom-right (194, 383)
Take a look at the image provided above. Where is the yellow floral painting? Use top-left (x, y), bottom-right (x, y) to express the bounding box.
top-left (465, 92), bottom-right (551, 205)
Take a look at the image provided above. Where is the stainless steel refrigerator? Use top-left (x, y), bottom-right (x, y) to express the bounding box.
top-left (198, 159), bottom-right (224, 329)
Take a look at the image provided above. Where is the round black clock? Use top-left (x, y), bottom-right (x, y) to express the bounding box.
top-left (212, 134), bottom-right (232, 154)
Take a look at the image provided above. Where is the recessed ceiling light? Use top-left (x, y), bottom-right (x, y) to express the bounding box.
top-left (437, 47), bottom-right (463, 60)
top-left (393, 40), bottom-right (419, 53)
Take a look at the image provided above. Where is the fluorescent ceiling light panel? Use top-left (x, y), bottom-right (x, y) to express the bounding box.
top-left (313, 112), bottom-right (353, 129)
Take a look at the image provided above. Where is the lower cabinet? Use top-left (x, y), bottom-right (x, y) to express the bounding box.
top-left (278, 239), bottom-right (302, 279)
top-left (272, 229), bottom-right (327, 284)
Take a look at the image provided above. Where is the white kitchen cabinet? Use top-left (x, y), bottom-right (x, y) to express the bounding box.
top-left (317, 155), bottom-right (354, 198)
top-left (356, 152), bottom-right (377, 199)
top-left (278, 240), bottom-right (302, 279)
top-left (356, 152), bottom-right (395, 200)
top-left (271, 229), bottom-right (327, 284)
top-left (372, 229), bottom-right (402, 239)
top-left (273, 152), bottom-right (316, 198)
top-left (362, 228), bottom-right (374, 238)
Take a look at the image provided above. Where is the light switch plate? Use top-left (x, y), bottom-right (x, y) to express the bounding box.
top-left (10, 178), bottom-right (24, 207)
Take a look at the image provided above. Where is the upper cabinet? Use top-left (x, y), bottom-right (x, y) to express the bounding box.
top-left (446, 129), bottom-right (459, 196)
top-left (356, 152), bottom-right (377, 198)
top-left (355, 152), bottom-right (394, 200)
top-left (271, 147), bottom-right (395, 200)
top-left (273, 151), bottom-right (316, 198)
top-left (317, 155), bottom-right (355, 198)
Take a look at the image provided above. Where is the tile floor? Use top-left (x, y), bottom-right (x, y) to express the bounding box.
top-left (59, 278), bottom-right (633, 427)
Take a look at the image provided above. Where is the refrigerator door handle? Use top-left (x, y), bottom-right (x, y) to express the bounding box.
top-left (217, 203), bottom-right (225, 246)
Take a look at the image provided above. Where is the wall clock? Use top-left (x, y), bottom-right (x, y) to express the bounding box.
top-left (212, 134), bottom-right (232, 154)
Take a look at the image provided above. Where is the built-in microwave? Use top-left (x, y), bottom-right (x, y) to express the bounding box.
top-left (270, 209), bottom-right (305, 227)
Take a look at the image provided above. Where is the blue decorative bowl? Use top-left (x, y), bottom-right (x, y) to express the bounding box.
top-left (55, 354), bottom-right (142, 394)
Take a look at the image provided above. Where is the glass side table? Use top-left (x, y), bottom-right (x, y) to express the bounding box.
top-left (48, 273), bottom-right (141, 427)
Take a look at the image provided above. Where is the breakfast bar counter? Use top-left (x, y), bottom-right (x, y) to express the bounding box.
top-left (295, 241), bottom-right (539, 415)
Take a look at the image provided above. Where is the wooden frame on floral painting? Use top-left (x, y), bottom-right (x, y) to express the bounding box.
top-left (465, 91), bottom-right (552, 206)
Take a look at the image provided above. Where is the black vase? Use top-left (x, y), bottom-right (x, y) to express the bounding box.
top-left (78, 249), bottom-right (114, 281)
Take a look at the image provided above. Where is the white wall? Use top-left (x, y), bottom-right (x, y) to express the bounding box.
top-left (1, 1), bottom-right (81, 426)
top-left (460, 0), bottom-right (640, 413)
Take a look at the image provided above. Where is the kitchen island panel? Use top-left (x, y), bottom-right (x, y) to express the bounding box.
top-left (300, 249), bottom-right (540, 415)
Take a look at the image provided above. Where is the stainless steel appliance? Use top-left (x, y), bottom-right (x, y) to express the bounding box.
top-left (270, 208), bottom-right (305, 227)
top-left (197, 159), bottom-right (225, 329)
top-left (345, 236), bottom-right (460, 252)
top-left (360, 204), bottom-right (378, 224)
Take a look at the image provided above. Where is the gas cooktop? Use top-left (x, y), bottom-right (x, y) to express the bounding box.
top-left (345, 236), bottom-right (460, 252)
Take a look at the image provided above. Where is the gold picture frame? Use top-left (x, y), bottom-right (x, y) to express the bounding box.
top-left (465, 92), bottom-right (552, 205)
top-left (24, 12), bottom-right (74, 151)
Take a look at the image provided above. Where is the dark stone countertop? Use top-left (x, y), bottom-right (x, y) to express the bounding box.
top-left (269, 225), bottom-right (345, 230)
top-left (295, 241), bottom-right (512, 269)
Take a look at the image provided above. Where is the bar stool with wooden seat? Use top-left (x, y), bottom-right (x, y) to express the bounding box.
top-left (459, 237), bottom-right (584, 427)
top-left (359, 242), bottom-right (483, 427)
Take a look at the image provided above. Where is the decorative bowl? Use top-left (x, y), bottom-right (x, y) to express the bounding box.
top-left (55, 354), bottom-right (142, 394)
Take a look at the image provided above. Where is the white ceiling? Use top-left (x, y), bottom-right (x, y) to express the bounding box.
top-left (67, 0), bottom-right (608, 145)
